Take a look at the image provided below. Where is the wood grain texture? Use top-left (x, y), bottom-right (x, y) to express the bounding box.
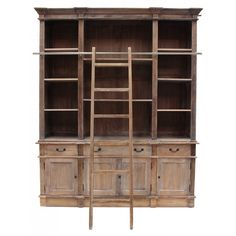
top-left (152, 19), bottom-right (158, 138)
top-left (157, 144), bottom-right (191, 156)
top-left (39, 20), bottom-right (45, 139)
top-left (78, 19), bottom-right (84, 138)
top-left (45, 159), bottom-right (78, 195)
top-left (157, 158), bottom-right (191, 196)
top-left (190, 21), bottom-right (197, 139)
top-left (36, 8), bottom-right (201, 225)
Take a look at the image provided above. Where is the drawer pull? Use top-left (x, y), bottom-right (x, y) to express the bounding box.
top-left (169, 148), bottom-right (179, 153)
top-left (94, 147), bottom-right (102, 152)
top-left (134, 148), bottom-right (144, 153)
top-left (56, 147), bottom-right (66, 152)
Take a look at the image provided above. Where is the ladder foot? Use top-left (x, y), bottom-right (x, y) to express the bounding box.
top-left (89, 221), bottom-right (93, 230)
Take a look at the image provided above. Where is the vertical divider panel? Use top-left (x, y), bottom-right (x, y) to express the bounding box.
top-left (152, 16), bottom-right (158, 138)
top-left (151, 146), bottom-right (157, 196)
top-left (40, 20), bottom-right (45, 138)
top-left (190, 21), bottom-right (197, 139)
top-left (78, 18), bottom-right (84, 138)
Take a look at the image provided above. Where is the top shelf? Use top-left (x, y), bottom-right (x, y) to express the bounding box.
top-left (43, 19), bottom-right (193, 51)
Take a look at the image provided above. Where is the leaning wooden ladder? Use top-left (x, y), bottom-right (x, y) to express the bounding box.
top-left (89, 47), bottom-right (134, 229)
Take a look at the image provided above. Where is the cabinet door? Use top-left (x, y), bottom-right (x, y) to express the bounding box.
top-left (45, 159), bottom-right (78, 195)
top-left (157, 159), bottom-right (190, 196)
top-left (93, 159), bottom-right (116, 196)
top-left (120, 159), bottom-right (150, 195)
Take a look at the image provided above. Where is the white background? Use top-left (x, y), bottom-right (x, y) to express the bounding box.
top-left (0, 0), bottom-right (235, 235)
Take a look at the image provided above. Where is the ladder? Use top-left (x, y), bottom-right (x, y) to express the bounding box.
top-left (89, 47), bottom-right (134, 229)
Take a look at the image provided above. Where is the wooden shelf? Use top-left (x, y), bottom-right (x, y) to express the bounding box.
top-left (158, 48), bottom-right (192, 52)
top-left (83, 58), bottom-right (152, 62)
top-left (44, 109), bottom-right (78, 112)
top-left (158, 78), bottom-right (192, 82)
top-left (45, 48), bottom-right (78, 52)
top-left (44, 78), bottom-right (78, 81)
top-left (83, 99), bottom-right (152, 102)
top-left (157, 109), bottom-right (191, 112)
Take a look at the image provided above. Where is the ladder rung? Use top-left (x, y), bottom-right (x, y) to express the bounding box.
top-left (95, 63), bottom-right (129, 67)
top-left (94, 88), bottom-right (129, 92)
top-left (94, 169), bottom-right (129, 174)
top-left (94, 114), bottom-right (129, 119)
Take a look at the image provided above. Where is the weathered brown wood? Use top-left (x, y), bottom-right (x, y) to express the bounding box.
top-left (158, 109), bottom-right (191, 112)
top-left (78, 19), bottom-right (84, 139)
top-left (45, 48), bottom-right (78, 51)
top-left (40, 159), bottom-right (45, 194)
top-left (84, 144), bottom-right (151, 157)
top-left (44, 159), bottom-right (78, 195)
top-left (128, 47), bottom-right (134, 229)
top-left (152, 19), bottom-right (158, 138)
top-left (41, 144), bottom-right (78, 156)
top-left (94, 114), bottom-right (129, 119)
top-left (120, 158), bottom-right (150, 196)
top-left (39, 195), bottom-right (194, 207)
top-left (89, 47), bottom-right (96, 229)
top-left (151, 146), bottom-right (157, 197)
top-left (157, 144), bottom-right (191, 156)
top-left (39, 20), bottom-right (45, 139)
top-left (95, 63), bottom-right (129, 67)
top-left (35, 7), bottom-right (201, 228)
top-left (190, 21), bottom-right (197, 139)
top-left (94, 88), bottom-right (129, 92)
top-left (157, 159), bottom-right (191, 196)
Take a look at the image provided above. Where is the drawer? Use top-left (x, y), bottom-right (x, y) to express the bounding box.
top-left (84, 144), bottom-right (151, 157)
top-left (41, 144), bottom-right (78, 156)
top-left (157, 144), bottom-right (191, 156)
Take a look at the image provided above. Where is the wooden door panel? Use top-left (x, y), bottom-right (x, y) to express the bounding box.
top-left (45, 159), bottom-right (78, 195)
top-left (93, 159), bottom-right (116, 196)
top-left (157, 159), bottom-right (190, 196)
top-left (120, 159), bottom-right (150, 195)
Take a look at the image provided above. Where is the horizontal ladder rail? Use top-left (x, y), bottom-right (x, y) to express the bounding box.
top-left (33, 51), bottom-right (202, 56)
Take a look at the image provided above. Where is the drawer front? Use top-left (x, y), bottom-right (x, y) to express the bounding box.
top-left (157, 144), bottom-right (191, 156)
top-left (84, 145), bottom-right (151, 157)
top-left (42, 144), bottom-right (78, 156)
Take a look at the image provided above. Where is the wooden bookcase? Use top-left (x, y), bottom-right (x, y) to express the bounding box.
top-left (36, 8), bottom-right (201, 211)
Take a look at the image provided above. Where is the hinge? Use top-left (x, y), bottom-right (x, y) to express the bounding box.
top-left (82, 184), bottom-right (84, 192)
top-left (44, 185), bottom-right (46, 193)
top-left (43, 162), bottom-right (45, 170)
top-left (82, 162), bottom-right (84, 170)
top-left (151, 162), bottom-right (153, 170)
top-left (150, 184), bottom-right (152, 192)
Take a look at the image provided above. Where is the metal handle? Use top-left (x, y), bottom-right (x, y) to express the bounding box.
top-left (74, 175), bottom-right (77, 179)
top-left (94, 147), bottom-right (102, 152)
top-left (134, 148), bottom-right (144, 153)
top-left (169, 148), bottom-right (179, 153)
top-left (56, 147), bottom-right (66, 152)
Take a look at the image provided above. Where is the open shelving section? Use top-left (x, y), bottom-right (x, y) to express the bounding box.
top-left (35, 8), bottom-right (202, 224)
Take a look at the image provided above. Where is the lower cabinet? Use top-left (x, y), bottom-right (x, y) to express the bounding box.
top-left (40, 144), bottom-right (194, 207)
top-left (157, 158), bottom-right (191, 196)
top-left (44, 159), bottom-right (79, 195)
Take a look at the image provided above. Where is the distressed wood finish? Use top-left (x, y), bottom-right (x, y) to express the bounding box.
top-left (44, 159), bottom-right (79, 195)
top-left (35, 7), bottom-right (201, 229)
top-left (157, 158), bottom-right (191, 196)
